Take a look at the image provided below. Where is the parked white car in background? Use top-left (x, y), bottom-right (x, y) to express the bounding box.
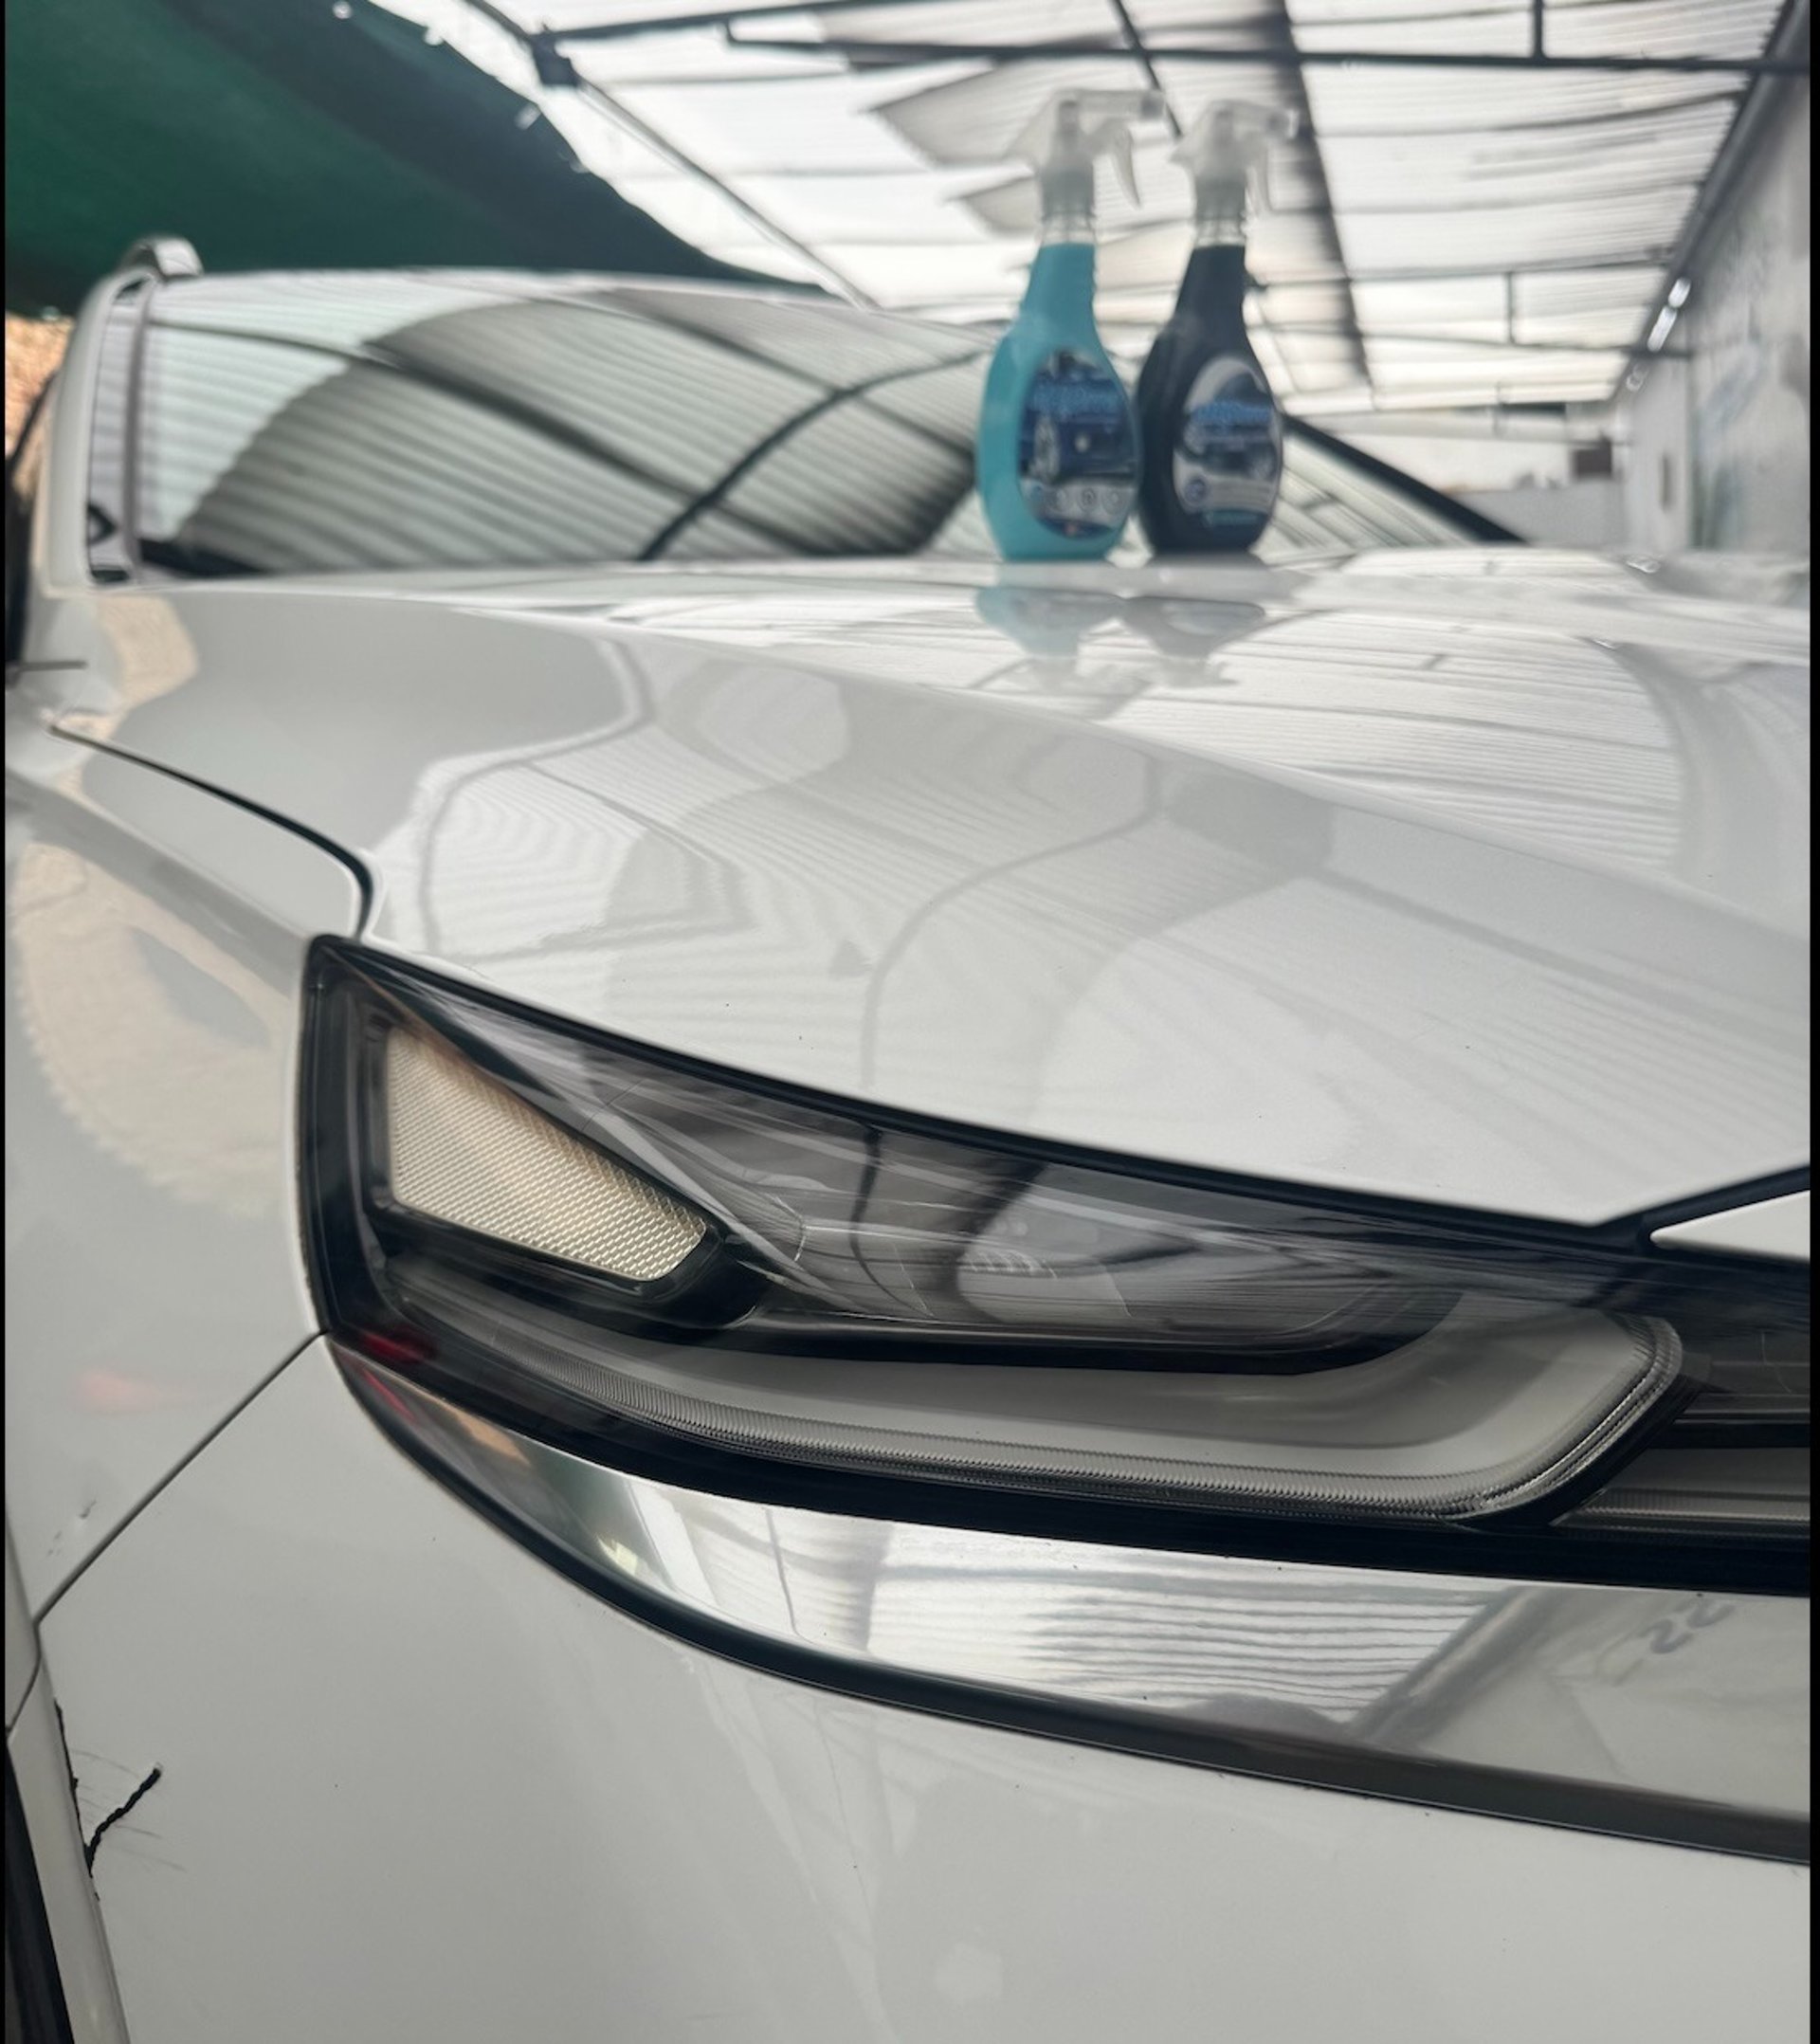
top-left (6, 246), bottom-right (1809, 2044)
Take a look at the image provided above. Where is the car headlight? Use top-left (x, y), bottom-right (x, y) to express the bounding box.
top-left (304, 942), bottom-right (1808, 1585)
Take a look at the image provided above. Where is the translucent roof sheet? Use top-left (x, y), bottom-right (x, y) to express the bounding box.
top-left (375, 0), bottom-right (1791, 411)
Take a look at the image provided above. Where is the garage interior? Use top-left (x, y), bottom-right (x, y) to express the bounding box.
top-left (6, 0), bottom-right (1811, 554)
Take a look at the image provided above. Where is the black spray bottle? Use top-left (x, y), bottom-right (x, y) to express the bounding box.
top-left (1136, 104), bottom-right (1293, 554)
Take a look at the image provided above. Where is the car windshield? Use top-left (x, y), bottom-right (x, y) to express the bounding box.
top-left (118, 272), bottom-right (1504, 581)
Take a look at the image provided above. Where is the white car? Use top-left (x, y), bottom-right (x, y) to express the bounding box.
top-left (5, 246), bottom-right (1809, 2044)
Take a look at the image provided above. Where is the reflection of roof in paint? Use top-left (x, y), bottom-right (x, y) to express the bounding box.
top-left (138, 274), bottom-right (982, 571)
top-left (134, 273), bottom-right (1478, 575)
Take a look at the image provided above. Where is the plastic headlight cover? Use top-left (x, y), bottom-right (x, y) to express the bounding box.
top-left (306, 944), bottom-right (1804, 1533)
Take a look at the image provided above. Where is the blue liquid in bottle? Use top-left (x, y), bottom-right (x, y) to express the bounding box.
top-left (974, 90), bottom-right (1157, 563)
top-left (978, 244), bottom-right (1140, 563)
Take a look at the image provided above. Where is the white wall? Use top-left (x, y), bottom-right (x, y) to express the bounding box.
top-left (1620, 85), bottom-right (1811, 555)
top-left (1325, 429), bottom-right (1627, 548)
top-left (1338, 430), bottom-right (1578, 495)
top-left (1621, 355), bottom-right (1693, 556)
top-left (1459, 478), bottom-right (1628, 548)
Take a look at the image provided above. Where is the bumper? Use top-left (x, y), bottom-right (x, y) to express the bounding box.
top-left (40, 1341), bottom-right (1811, 2044)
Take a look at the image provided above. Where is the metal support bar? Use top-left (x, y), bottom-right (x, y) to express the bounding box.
top-left (1299, 408), bottom-right (1610, 442)
top-left (1265, 323), bottom-right (1686, 360)
top-left (548, 0), bottom-right (989, 41)
top-left (721, 33), bottom-right (1811, 77)
top-left (568, 72), bottom-right (874, 305)
top-left (530, 34), bottom-right (583, 88)
top-left (1108, 0), bottom-right (1182, 140)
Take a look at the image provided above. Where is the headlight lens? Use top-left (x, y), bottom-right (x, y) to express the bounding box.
top-left (305, 944), bottom-right (1808, 1578)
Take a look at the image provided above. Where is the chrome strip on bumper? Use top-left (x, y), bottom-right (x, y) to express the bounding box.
top-left (352, 1360), bottom-right (1811, 1862)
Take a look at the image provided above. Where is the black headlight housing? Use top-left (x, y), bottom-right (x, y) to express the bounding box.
top-left (304, 941), bottom-right (1809, 1591)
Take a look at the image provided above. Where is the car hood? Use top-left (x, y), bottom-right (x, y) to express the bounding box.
top-left (41, 547), bottom-right (1810, 1225)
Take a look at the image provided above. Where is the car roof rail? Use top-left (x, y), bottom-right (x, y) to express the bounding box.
top-left (117, 236), bottom-right (203, 281)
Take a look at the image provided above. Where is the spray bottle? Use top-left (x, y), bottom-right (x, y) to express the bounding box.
top-left (977, 89), bottom-right (1163, 562)
top-left (1136, 103), bottom-right (1294, 554)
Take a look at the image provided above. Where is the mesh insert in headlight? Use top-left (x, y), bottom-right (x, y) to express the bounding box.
top-left (305, 943), bottom-right (1808, 1579)
top-left (386, 1031), bottom-right (706, 1282)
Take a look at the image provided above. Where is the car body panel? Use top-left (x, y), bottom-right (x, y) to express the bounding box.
top-left (1653, 1188), bottom-right (1810, 1260)
top-left (5, 1531), bottom-right (36, 1730)
top-left (19, 542), bottom-right (1808, 1225)
top-left (39, 1341), bottom-right (1811, 2044)
top-left (354, 1356), bottom-right (1811, 1854)
top-left (9, 1661), bottom-right (133, 2044)
top-left (3, 723), bottom-right (362, 1614)
top-left (6, 270), bottom-right (1809, 2044)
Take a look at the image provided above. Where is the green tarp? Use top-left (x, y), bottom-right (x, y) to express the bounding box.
top-left (6, 0), bottom-right (748, 314)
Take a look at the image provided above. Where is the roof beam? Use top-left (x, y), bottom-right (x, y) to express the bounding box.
top-left (1107, 0), bottom-right (1181, 141)
top-left (721, 34), bottom-right (1810, 79)
top-left (533, 0), bottom-right (995, 45)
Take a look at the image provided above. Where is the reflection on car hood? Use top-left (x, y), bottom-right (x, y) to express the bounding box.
top-left (46, 547), bottom-right (1810, 1224)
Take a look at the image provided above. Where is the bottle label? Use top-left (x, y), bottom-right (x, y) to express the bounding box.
top-left (1173, 357), bottom-right (1282, 533)
top-left (1018, 352), bottom-right (1138, 538)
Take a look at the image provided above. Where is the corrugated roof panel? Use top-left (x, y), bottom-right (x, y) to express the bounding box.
top-left (1292, 6), bottom-right (1541, 58)
top-left (1520, 264), bottom-right (1675, 321)
top-left (1350, 264), bottom-right (1674, 332)
top-left (1362, 340), bottom-right (1633, 404)
top-left (1125, 0), bottom-right (1327, 27)
top-left (739, 170), bottom-right (1009, 246)
top-left (616, 72), bottom-right (958, 172)
top-left (878, 58), bottom-right (1155, 164)
top-left (1273, 327), bottom-right (1373, 370)
top-left (1289, 0), bottom-right (1526, 23)
top-left (522, 94), bottom-right (846, 283)
top-left (1317, 102), bottom-right (1736, 211)
top-left (1338, 190), bottom-right (1694, 274)
top-left (820, 240), bottom-right (1030, 303)
top-left (610, 186), bottom-right (837, 283)
top-left (1098, 210), bottom-right (1344, 292)
top-left (1303, 64), bottom-right (1746, 136)
top-left (1286, 0), bottom-right (1780, 61)
top-left (1350, 273), bottom-right (1513, 338)
top-left (392, 0), bottom-right (1782, 412)
top-left (1549, 0), bottom-right (1784, 61)
top-left (824, 0), bottom-right (1128, 39)
top-left (1252, 279), bottom-right (1357, 324)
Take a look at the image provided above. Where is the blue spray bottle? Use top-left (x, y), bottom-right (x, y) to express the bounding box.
top-left (977, 89), bottom-right (1164, 562)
